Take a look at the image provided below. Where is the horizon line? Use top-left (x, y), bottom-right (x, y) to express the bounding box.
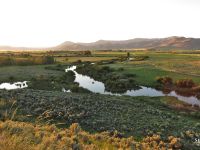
top-left (0, 36), bottom-right (198, 48)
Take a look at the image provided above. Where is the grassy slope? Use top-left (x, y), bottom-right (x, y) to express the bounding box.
top-left (0, 89), bottom-right (199, 149)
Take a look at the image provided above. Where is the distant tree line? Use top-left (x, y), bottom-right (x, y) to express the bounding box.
top-left (0, 56), bottom-right (55, 66)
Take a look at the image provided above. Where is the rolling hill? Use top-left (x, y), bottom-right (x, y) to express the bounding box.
top-left (1, 36), bottom-right (200, 51)
top-left (54, 36), bottom-right (200, 50)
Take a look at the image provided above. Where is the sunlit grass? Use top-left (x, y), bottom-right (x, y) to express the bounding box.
top-left (0, 120), bottom-right (183, 150)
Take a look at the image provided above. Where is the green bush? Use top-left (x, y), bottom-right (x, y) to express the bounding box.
top-left (156, 76), bottom-right (173, 85)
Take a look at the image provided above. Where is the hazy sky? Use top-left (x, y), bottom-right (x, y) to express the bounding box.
top-left (0, 0), bottom-right (200, 47)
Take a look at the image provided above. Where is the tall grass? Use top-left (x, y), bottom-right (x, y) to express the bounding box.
top-left (0, 120), bottom-right (183, 150)
top-left (0, 99), bottom-right (18, 121)
top-left (0, 56), bottom-right (55, 66)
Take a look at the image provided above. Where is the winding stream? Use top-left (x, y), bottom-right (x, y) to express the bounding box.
top-left (66, 66), bottom-right (200, 106)
top-left (0, 81), bottom-right (28, 90)
top-left (0, 66), bottom-right (199, 106)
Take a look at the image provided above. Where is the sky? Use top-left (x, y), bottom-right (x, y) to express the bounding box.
top-left (0, 0), bottom-right (200, 47)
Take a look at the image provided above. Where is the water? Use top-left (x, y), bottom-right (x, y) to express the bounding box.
top-left (0, 81), bottom-right (28, 90)
top-left (65, 66), bottom-right (200, 106)
top-left (62, 88), bottom-right (71, 93)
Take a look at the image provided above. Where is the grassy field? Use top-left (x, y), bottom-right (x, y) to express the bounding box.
top-left (0, 50), bottom-right (200, 87)
top-left (92, 50), bottom-right (200, 87)
top-left (55, 56), bottom-right (117, 63)
top-left (107, 63), bottom-right (200, 87)
top-left (0, 65), bottom-right (64, 82)
top-left (0, 50), bottom-right (200, 149)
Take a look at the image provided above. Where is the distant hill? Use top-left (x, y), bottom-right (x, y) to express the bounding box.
top-left (1, 36), bottom-right (200, 51)
top-left (54, 37), bottom-right (200, 50)
top-left (0, 46), bottom-right (47, 51)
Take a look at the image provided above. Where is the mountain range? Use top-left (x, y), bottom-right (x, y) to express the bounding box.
top-left (1, 36), bottom-right (200, 51)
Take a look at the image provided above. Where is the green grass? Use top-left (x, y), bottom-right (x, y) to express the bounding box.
top-left (55, 56), bottom-right (117, 63)
top-left (103, 50), bottom-right (200, 87)
top-left (93, 50), bottom-right (200, 76)
top-left (0, 65), bottom-right (64, 83)
top-left (1, 50), bottom-right (200, 90)
top-left (0, 50), bottom-right (200, 149)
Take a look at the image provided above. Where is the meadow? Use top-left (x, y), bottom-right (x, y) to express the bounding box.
top-left (92, 50), bottom-right (200, 86)
top-left (0, 49), bottom-right (200, 149)
top-left (1, 50), bottom-right (200, 85)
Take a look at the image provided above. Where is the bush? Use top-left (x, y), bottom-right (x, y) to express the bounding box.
top-left (8, 76), bottom-right (15, 82)
top-left (0, 120), bottom-right (183, 150)
top-left (156, 76), bottom-right (173, 85)
top-left (175, 79), bottom-right (195, 88)
top-left (76, 59), bottom-right (82, 63)
top-left (102, 66), bottom-right (112, 72)
top-left (124, 73), bottom-right (136, 78)
top-left (0, 57), bottom-right (14, 65)
top-left (42, 56), bottom-right (55, 64)
top-left (118, 67), bottom-right (124, 71)
top-left (134, 55), bottom-right (149, 61)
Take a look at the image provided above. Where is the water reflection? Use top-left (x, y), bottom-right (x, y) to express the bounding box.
top-left (65, 66), bottom-right (200, 106)
top-left (0, 81), bottom-right (28, 90)
top-left (125, 86), bottom-right (165, 97)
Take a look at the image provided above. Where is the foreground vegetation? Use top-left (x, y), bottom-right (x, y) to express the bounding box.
top-left (0, 49), bottom-right (200, 149)
top-left (0, 120), bottom-right (184, 150)
top-left (0, 89), bottom-right (200, 149)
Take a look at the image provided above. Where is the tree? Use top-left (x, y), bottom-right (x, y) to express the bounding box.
top-left (43, 56), bottom-right (55, 64)
top-left (156, 76), bottom-right (173, 85)
top-left (82, 51), bottom-right (92, 56)
top-left (127, 52), bottom-right (130, 58)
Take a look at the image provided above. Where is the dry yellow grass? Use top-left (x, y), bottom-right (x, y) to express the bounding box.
top-left (0, 120), bottom-right (182, 150)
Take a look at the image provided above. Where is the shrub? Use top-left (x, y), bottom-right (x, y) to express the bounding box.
top-left (76, 59), bottom-right (82, 63)
top-left (0, 57), bottom-right (14, 65)
top-left (175, 79), bottom-right (195, 88)
top-left (156, 76), bottom-right (173, 85)
top-left (81, 50), bottom-right (92, 56)
top-left (42, 56), bottom-right (55, 64)
top-left (0, 121), bottom-right (183, 150)
top-left (101, 66), bottom-right (113, 73)
top-left (8, 76), bottom-right (15, 82)
top-left (118, 67), bottom-right (124, 71)
top-left (134, 55), bottom-right (149, 61)
top-left (124, 73), bottom-right (136, 78)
